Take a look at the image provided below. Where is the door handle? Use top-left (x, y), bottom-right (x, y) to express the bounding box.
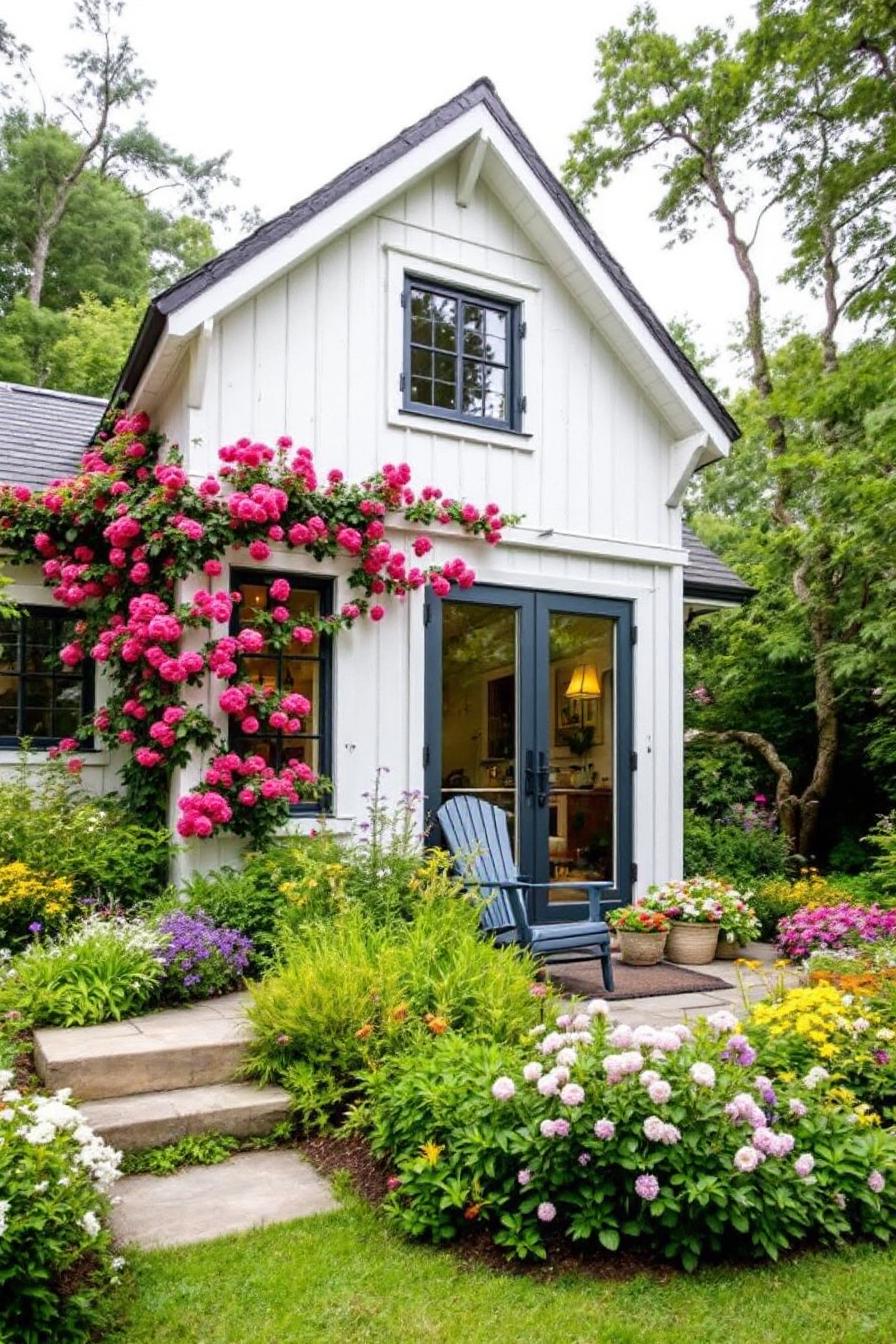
top-left (537, 751), bottom-right (549, 807)
top-left (524, 749), bottom-right (535, 801)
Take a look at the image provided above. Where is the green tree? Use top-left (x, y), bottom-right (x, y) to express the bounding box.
top-left (565, 2), bottom-right (896, 857)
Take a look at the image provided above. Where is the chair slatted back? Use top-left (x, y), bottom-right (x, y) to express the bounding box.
top-left (436, 795), bottom-right (522, 934)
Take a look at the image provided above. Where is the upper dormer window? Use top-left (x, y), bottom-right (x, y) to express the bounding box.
top-left (403, 278), bottom-right (521, 431)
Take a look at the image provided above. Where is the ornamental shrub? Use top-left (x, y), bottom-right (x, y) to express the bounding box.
top-left (367, 1008), bottom-right (896, 1268)
top-left (0, 1075), bottom-right (123, 1343)
top-left (683, 809), bottom-right (790, 887)
top-left (0, 752), bottom-right (170, 910)
top-left (169, 865), bottom-right (288, 972)
top-left (777, 903), bottom-right (896, 960)
top-left (0, 915), bottom-right (162, 1027)
top-left (0, 860), bottom-right (73, 950)
top-left (246, 858), bottom-right (547, 1130)
top-left (155, 909), bottom-right (252, 1002)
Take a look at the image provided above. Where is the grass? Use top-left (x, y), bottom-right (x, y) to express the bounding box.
top-left (111, 1197), bottom-right (896, 1344)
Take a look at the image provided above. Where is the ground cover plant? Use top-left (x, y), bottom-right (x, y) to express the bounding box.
top-left (776, 904), bottom-right (896, 961)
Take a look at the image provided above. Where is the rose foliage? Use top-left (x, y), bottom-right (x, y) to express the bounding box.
top-left (0, 413), bottom-right (515, 843)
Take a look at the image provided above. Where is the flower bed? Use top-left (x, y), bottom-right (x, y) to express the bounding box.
top-left (367, 1005), bottom-right (896, 1268)
top-left (0, 1071), bottom-right (123, 1342)
top-left (777, 904), bottom-right (896, 960)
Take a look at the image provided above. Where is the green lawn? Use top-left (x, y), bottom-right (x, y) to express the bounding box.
top-left (111, 1199), bottom-right (896, 1344)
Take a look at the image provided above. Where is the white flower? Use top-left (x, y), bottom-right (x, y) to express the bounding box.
top-left (585, 999), bottom-right (609, 1018)
top-left (559, 1083), bottom-right (585, 1107)
top-left (671, 1023), bottom-right (693, 1042)
top-left (537, 1072), bottom-right (560, 1097)
top-left (551, 1065), bottom-right (571, 1086)
top-left (33, 1181), bottom-right (48, 1194)
top-left (34, 1099), bottom-right (81, 1132)
top-left (522, 1061), bottom-right (543, 1083)
top-left (111, 1256), bottom-right (126, 1271)
top-left (852, 1018), bottom-right (871, 1034)
top-left (804, 1066), bottom-right (830, 1090)
top-left (689, 1063), bottom-right (716, 1088)
top-left (528, 1024), bottom-right (547, 1037)
top-left (21, 1122), bottom-right (56, 1145)
top-left (0, 1070), bottom-right (12, 1090)
top-left (643, 1115), bottom-right (667, 1142)
top-left (80, 1210), bottom-right (101, 1238)
top-left (648, 1079), bottom-right (672, 1105)
top-left (556, 1047), bottom-right (578, 1068)
top-left (707, 1010), bottom-right (738, 1035)
top-left (491, 1076), bottom-right (516, 1102)
top-left (0, 1199), bottom-right (8, 1237)
top-left (632, 1025), bottom-right (658, 1047)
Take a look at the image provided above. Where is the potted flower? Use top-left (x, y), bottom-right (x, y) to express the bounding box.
top-left (640, 878), bottom-right (724, 964)
top-left (608, 905), bottom-right (670, 965)
top-left (715, 884), bottom-right (761, 959)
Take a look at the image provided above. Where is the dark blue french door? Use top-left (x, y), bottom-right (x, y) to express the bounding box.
top-left (424, 585), bottom-right (634, 916)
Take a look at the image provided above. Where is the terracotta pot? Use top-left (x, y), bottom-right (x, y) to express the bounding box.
top-left (617, 928), bottom-right (668, 966)
top-left (715, 935), bottom-right (745, 961)
top-left (665, 921), bottom-right (720, 965)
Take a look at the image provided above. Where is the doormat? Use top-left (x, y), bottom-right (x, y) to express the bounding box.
top-left (547, 956), bottom-right (732, 1002)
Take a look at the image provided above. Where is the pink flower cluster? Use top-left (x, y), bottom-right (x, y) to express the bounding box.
top-left (178, 751), bottom-right (316, 837)
top-left (777, 904), bottom-right (896, 960)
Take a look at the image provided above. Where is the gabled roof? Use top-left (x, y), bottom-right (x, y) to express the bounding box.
top-left (682, 524), bottom-right (753, 604)
top-left (112, 77), bottom-right (739, 446)
top-left (0, 383), bottom-right (103, 489)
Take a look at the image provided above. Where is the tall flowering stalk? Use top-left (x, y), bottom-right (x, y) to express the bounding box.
top-left (0, 414), bottom-right (515, 842)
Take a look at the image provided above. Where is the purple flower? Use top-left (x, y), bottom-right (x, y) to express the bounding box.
top-left (577, 1152), bottom-right (591, 1166)
top-left (28, 921), bottom-right (42, 934)
top-left (593, 1118), bottom-right (615, 1140)
top-left (155, 910), bottom-right (252, 1001)
top-left (868, 1170), bottom-right (886, 1194)
top-left (872, 1050), bottom-right (891, 1066)
top-left (635, 1173), bottom-right (660, 1201)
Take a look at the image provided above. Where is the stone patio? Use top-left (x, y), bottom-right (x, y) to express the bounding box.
top-left (603, 940), bottom-right (799, 1028)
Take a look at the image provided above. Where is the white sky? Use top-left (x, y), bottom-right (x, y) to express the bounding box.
top-left (5, 0), bottom-right (829, 389)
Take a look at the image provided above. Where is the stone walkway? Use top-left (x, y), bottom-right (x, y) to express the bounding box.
top-left (603, 940), bottom-right (799, 1029)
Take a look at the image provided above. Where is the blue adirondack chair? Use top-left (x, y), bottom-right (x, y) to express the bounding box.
top-left (436, 795), bottom-right (616, 991)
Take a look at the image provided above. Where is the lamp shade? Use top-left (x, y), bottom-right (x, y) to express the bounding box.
top-left (565, 664), bottom-right (601, 700)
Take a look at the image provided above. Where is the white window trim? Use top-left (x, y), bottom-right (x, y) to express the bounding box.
top-left (384, 244), bottom-right (541, 452)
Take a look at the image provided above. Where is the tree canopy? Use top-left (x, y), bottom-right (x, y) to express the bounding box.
top-left (567, 0), bottom-right (896, 859)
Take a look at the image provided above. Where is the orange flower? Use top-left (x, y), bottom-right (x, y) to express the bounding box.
top-left (424, 1013), bottom-right (449, 1035)
top-left (390, 1003), bottom-right (409, 1023)
top-left (355, 1023), bottom-right (374, 1040)
top-left (464, 1203), bottom-right (481, 1220)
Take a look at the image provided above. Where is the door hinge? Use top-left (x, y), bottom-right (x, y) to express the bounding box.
top-left (399, 371), bottom-right (406, 393)
top-left (518, 394), bottom-right (527, 415)
top-left (519, 320), bottom-right (527, 338)
top-left (630, 750), bottom-right (638, 772)
top-left (631, 624), bottom-right (638, 645)
top-left (423, 744), bottom-right (430, 768)
top-left (631, 861), bottom-right (638, 884)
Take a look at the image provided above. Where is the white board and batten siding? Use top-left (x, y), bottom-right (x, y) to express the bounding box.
top-left (153, 163), bottom-right (687, 891)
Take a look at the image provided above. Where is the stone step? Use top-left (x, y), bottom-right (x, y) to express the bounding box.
top-left (110, 1150), bottom-right (338, 1248)
top-left (79, 1080), bottom-right (292, 1151)
top-left (34, 993), bottom-right (251, 1100)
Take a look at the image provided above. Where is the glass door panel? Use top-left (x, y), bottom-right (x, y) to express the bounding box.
top-left (543, 612), bottom-right (615, 904)
top-left (440, 601), bottom-right (519, 857)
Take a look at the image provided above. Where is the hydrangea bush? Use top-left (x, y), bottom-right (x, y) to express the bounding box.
top-left (368, 1004), bottom-right (896, 1268)
top-left (0, 413), bottom-right (515, 843)
top-left (0, 1073), bottom-right (123, 1343)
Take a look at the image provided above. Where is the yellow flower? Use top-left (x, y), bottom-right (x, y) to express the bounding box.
top-left (420, 1141), bottom-right (443, 1165)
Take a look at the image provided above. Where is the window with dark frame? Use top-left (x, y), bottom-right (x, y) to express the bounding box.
top-left (229, 571), bottom-right (332, 812)
top-left (403, 277), bottom-right (521, 431)
top-left (0, 607), bottom-right (93, 747)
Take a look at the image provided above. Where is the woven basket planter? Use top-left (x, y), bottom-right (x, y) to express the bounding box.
top-left (617, 929), bottom-right (668, 966)
top-left (665, 921), bottom-right (720, 965)
top-left (715, 935), bottom-right (746, 960)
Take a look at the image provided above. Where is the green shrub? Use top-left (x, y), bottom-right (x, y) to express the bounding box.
top-left (0, 915), bottom-right (163, 1027)
top-left (683, 809), bottom-right (790, 887)
top-left (0, 1080), bottom-right (122, 1343)
top-left (867, 814), bottom-right (896, 898)
top-left (0, 753), bottom-right (171, 909)
top-left (245, 855), bottom-right (547, 1131)
top-left (367, 1015), bottom-right (896, 1267)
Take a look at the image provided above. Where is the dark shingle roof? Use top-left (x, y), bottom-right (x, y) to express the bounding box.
top-left (0, 383), bottom-right (104, 489)
top-left (112, 77), bottom-right (739, 445)
top-left (683, 524), bottom-right (753, 603)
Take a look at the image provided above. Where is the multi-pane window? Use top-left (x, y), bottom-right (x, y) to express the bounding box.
top-left (229, 572), bottom-right (332, 808)
top-left (0, 608), bottom-right (92, 747)
top-left (404, 278), bottom-right (520, 430)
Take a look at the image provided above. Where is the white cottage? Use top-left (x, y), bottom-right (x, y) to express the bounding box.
top-left (0, 80), bottom-right (749, 905)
